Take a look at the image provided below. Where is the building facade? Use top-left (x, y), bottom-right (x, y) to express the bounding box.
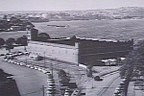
top-left (27, 41), bottom-right (79, 64)
top-left (27, 30), bottom-right (133, 65)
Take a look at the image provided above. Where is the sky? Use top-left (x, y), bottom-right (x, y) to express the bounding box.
top-left (0, 0), bottom-right (144, 11)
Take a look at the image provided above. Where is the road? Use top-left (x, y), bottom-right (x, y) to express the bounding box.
top-left (16, 55), bottom-right (122, 96)
top-left (99, 75), bottom-right (121, 96)
top-left (83, 72), bottom-right (120, 96)
top-left (16, 55), bottom-right (87, 84)
top-left (0, 58), bottom-right (47, 96)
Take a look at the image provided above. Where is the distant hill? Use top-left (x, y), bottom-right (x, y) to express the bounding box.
top-left (62, 7), bottom-right (144, 20)
top-left (103, 7), bottom-right (144, 19)
top-left (1, 7), bottom-right (144, 21)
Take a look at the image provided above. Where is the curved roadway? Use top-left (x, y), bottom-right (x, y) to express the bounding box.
top-left (0, 58), bottom-right (47, 96)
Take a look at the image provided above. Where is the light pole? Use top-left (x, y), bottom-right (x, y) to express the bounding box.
top-left (91, 78), bottom-right (94, 89)
top-left (42, 85), bottom-right (45, 96)
top-left (44, 52), bottom-right (46, 68)
top-left (51, 60), bottom-right (53, 78)
top-left (134, 83), bottom-right (135, 96)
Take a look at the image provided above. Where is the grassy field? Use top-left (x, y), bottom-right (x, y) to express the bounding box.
top-left (1, 19), bottom-right (144, 42)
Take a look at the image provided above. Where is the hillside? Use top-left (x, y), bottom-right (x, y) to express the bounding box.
top-left (61, 7), bottom-right (144, 20)
top-left (1, 7), bottom-right (144, 21)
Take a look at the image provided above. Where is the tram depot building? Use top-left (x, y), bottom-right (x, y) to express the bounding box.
top-left (27, 29), bottom-right (133, 66)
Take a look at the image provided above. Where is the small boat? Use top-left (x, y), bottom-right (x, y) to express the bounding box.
top-left (47, 24), bottom-right (69, 28)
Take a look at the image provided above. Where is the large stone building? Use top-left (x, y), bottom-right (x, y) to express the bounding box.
top-left (27, 30), bottom-right (133, 65)
top-left (28, 41), bottom-right (79, 64)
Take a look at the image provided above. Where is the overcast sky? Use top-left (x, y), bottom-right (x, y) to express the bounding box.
top-left (0, 0), bottom-right (144, 11)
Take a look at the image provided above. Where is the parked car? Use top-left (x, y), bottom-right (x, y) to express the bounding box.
top-left (26, 64), bottom-right (31, 67)
top-left (45, 71), bottom-right (51, 75)
top-left (114, 90), bottom-right (120, 95)
top-left (3, 59), bottom-right (8, 62)
top-left (19, 62), bottom-right (25, 66)
top-left (23, 52), bottom-right (29, 55)
top-left (41, 69), bottom-right (48, 74)
top-left (13, 61), bottom-right (17, 64)
top-left (49, 83), bottom-right (55, 86)
top-left (47, 79), bottom-right (55, 83)
top-left (94, 76), bottom-right (103, 81)
top-left (31, 65), bottom-right (35, 68)
top-left (16, 62), bottom-right (20, 65)
top-left (47, 87), bottom-right (56, 91)
top-left (33, 66), bottom-right (38, 70)
top-left (0, 54), bottom-right (5, 56)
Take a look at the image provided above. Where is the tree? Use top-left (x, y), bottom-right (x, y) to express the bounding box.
top-left (25, 22), bottom-right (35, 30)
top-left (0, 38), bottom-right (5, 48)
top-left (16, 36), bottom-right (28, 46)
top-left (16, 35), bottom-right (28, 51)
top-left (71, 35), bottom-right (77, 40)
top-left (16, 37), bottom-right (22, 44)
top-left (38, 33), bottom-right (50, 42)
top-left (0, 20), bottom-right (10, 31)
top-left (58, 69), bottom-right (67, 77)
top-left (6, 38), bottom-right (15, 44)
top-left (87, 64), bottom-right (93, 77)
top-left (3, 15), bottom-right (7, 20)
top-left (58, 70), bottom-right (70, 85)
top-left (120, 40), bottom-right (144, 79)
top-left (5, 38), bottom-right (15, 52)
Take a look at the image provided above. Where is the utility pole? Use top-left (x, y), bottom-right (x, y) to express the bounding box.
top-left (91, 78), bottom-right (94, 89)
top-left (26, 54), bottom-right (28, 65)
top-left (42, 85), bottom-right (45, 96)
top-left (44, 52), bottom-right (46, 68)
top-left (51, 60), bottom-right (53, 77)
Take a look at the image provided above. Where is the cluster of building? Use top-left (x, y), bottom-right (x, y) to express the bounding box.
top-left (0, 15), bottom-right (34, 32)
top-left (27, 29), bottom-right (134, 66)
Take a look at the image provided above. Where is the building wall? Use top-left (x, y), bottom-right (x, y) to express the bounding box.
top-left (28, 30), bottom-right (133, 65)
top-left (27, 41), bottom-right (79, 64)
top-left (78, 39), bottom-right (133, 65)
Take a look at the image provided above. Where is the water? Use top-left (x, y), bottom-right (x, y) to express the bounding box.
top-left (33, 19), bottom-right (144, 42)
top-left (1, 19), bottom-right (144, 42)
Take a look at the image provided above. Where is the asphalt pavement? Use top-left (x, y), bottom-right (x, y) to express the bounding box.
top-left (15, 55), bottom-right (122, 96)
top-left (0, 53), bottom-right (122, 96)
top-left (99, 75), bottom-right (121, 96)
top-left (0, 58), bottom-right (47, 96)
